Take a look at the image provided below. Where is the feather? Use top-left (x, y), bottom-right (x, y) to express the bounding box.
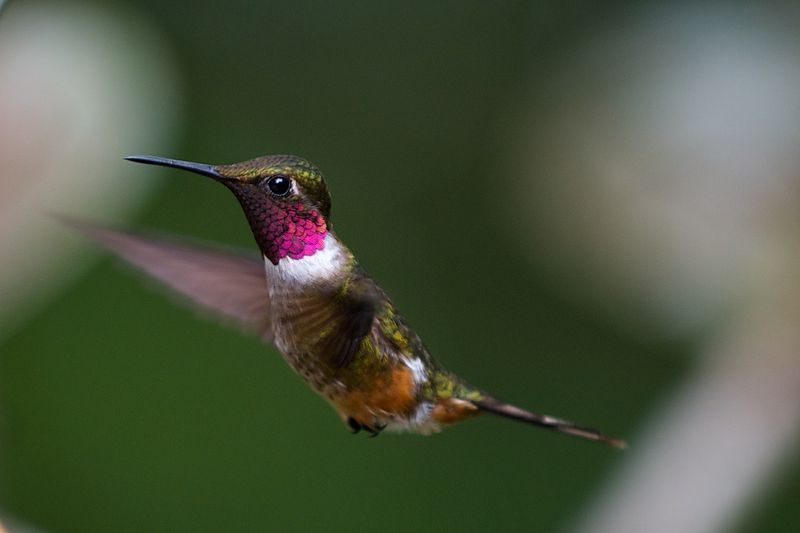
top-left (472, 396), bottom-right (627, 449)
top-left (63, 217), bottom-right (273, 341)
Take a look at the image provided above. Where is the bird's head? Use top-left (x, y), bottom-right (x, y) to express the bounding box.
top-left (126, 154), bottom-right (332, 264)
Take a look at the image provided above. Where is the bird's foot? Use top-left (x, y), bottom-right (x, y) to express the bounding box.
top-left (346, 417), bottom-right (386, 437)
top-left (365, 422), bottom-right (387, 438)
top-left (347, 417), bottom-right (362, 434)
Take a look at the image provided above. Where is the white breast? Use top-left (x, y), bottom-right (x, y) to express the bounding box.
top-left (264, 233), bottom-right (349, 289)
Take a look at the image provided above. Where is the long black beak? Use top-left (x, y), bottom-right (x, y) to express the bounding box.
top-left (125, 155), bottom-right (227, 181)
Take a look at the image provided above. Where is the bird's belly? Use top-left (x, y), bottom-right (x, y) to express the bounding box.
top-left (272, 322), bottom-right (439, 431)
top-left (271, 328), bottom-right (340, 395)
top-left (329, 362), bottom-right (418, 417)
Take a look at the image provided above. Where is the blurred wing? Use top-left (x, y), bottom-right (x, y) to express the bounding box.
top-left (321, 270), bottom-right (382, 368)
top-left (279, 268), bottom-right (383, 369)
top-left (65, 218), bottom-right (272, 341)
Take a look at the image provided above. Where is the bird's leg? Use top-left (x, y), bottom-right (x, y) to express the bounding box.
top-left (346, 417), bottom-right (387, 437)
top-left (364, 422), bottom-right (387, 438)
top-left (347, 417), bottom-right (362, 434)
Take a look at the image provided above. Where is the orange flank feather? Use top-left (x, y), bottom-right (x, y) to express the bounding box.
top-left (333, 364), bottom-right (418, 427)
top-left (431, 397), bottom-right (480, 425)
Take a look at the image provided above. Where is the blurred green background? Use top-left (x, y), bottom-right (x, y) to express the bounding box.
top-left (2, 1), bottom-right (800, 532)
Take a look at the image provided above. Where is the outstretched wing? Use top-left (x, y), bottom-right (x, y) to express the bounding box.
top-left (65, 218), bottom-right (273, 341)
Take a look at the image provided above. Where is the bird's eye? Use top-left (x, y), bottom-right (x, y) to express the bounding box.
top-left (266, 175), bottom-right (292, 197)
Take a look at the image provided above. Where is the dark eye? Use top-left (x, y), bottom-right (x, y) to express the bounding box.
top-left (266, 175), bottom-right (292, 197)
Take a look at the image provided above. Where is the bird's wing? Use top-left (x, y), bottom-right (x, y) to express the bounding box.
top-left (65, 218), bottom-right (273, 341)
top-left (278, 267), bottom-right (383, 369)
top-left (322, 270), bottom-right (383, 368)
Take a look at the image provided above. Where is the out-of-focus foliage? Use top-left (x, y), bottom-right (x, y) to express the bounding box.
top-left (1, 1), bottom-right (799, 532)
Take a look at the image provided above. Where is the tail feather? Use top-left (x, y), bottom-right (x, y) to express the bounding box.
top-left (471, 396), bottom-right (627, 449)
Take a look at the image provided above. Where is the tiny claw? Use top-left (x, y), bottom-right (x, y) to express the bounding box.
top-left (366, 423), bottom-right (387, 438)
top-left (347, 417), bottom-right (362, 434)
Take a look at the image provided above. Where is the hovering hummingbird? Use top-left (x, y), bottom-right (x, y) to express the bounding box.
top-left (71, 154), bottom-right (625, 448)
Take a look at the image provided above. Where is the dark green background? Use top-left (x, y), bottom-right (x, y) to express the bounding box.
top-left (2, 1), bottom-right (798, 531)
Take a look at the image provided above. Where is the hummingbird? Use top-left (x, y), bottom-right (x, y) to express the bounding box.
top-left (71, 154), bottom-right (625, 448)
